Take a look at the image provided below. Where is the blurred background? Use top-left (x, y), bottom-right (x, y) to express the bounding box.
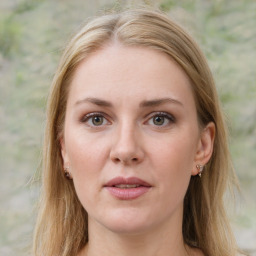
top-left (0, 0), bottom-right (255, 255)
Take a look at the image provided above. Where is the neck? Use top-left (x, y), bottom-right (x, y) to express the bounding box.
top-left (80, 212), bottom-right (191, 256)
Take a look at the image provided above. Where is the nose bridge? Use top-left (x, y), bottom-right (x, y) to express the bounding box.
top-left (110, 118), bottom-right (144, 164)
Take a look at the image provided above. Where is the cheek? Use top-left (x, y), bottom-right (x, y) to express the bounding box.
top-left (149, 132), bottom-right (197, 194)
top-left (65, 137), bottom-right (106, 212)
top-left (64, 130), bottom-right (110, 199)
top-left (66, 129), bottom-right (109, 172)
top-left (151, 133), bottom-right (197, 173)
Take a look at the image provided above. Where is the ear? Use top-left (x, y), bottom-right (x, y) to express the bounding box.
top-left (191, 122), bottom-right (215, 176)
top-left (60, 135), bottom-right (70, 168)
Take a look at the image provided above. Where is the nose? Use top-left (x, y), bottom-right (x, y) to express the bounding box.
top-left (110, 122), bottom-right (145, 165)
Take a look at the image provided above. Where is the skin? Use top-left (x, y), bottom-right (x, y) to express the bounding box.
top-left (61, 43), bottom-right (215, 256)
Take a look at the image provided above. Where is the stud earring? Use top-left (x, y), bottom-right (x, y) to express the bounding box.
top-left (64, 167), bottom-right (72, 180)
top-left (196, 164), bottom-right (204, 178)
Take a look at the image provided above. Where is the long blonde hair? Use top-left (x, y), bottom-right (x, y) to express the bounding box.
top-left (33, 9), bottom-right (240, 256)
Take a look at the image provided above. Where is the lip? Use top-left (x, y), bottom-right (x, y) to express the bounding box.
top-left (104, 176), bottom-right (152, 200)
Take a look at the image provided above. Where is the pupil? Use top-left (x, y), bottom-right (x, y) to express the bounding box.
top-left (154, 116), bottom-right (164, 125)
top-left (93, 116), bottom-right (103, 125)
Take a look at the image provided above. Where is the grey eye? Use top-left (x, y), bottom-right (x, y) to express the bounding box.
top-left (153, 116), bottom-right (165, 126)
top-left (81, 113), bottom-right (109, 127)
top-left (92, 116), bottom-right (104, 126)
top-left (147, 112), bottom-right (175, 127)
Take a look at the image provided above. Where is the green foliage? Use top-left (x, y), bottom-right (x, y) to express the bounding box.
top-left (159, 0), bottom-right (195, 12)
top-left (0, 0), bottom-right (44, 57)
top-left (0, 16), bottom-right (21, 57)
top-left (14, 0), bottom-right (44, 14)
top-left (159, 0), bottom-right (175, 11)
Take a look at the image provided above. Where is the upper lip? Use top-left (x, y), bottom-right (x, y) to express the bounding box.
top-left (104, 176), bottom-right (152, 187)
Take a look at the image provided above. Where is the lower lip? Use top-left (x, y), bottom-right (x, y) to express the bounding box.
top-left (105, 186), bottom-right (151, 200)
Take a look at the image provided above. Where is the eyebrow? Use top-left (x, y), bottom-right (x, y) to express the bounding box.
top-left (139, 98), bottom-right (183, 108)
top-left (75, 97), bottom-right (113, 107)
top-left (75, 97), bottom-right (183, 108)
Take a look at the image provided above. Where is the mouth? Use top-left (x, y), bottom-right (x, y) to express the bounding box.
top-left (104, 176), bottom-right (152, 200)
top-left (113, 184), bottom-right (142, 188)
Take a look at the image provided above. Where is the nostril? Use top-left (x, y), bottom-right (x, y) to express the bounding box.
top-left (113, 157), bottom-right (138, 164)
top-left (114, 158), bottom-right (121, 163)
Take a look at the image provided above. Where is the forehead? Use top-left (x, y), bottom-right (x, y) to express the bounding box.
top-left (68, 44), bottom-right (195, 108)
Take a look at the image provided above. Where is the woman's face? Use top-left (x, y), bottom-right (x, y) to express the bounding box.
top-left (61, 44), bottom-right (213, 234)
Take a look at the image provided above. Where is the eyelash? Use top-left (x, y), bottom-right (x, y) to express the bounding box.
top-left (146, 112), bottom-right (175, 127)
top-left (80, 111), bottom-right (175, 127)
top-left (80, 112), bottom-right (110, 127)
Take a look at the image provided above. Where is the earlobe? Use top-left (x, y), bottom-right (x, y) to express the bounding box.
top-left (60, 137), bottom-right (73, 179)
top-left (60, 136), bottom-right (69, 166)
top-left (192, 122), bottom-right (215, 176)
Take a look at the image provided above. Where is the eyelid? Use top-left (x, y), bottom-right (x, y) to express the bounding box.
top-left (148, 111), bottom-right (175, 121)
top-left (145, 111), bottom-right (176, 126)
top-left (80, 111), bottom-right (175, 127)
top-left (80, 112), bottom-right (111, 125)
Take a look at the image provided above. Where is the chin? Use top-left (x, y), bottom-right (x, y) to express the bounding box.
top-left (98, 209), bottom-right (155, 235)
top-left (105, 221), bottom-right (152, 235)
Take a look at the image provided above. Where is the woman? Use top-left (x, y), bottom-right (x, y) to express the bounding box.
top-left (33, 9), bottom-right (241, 256)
